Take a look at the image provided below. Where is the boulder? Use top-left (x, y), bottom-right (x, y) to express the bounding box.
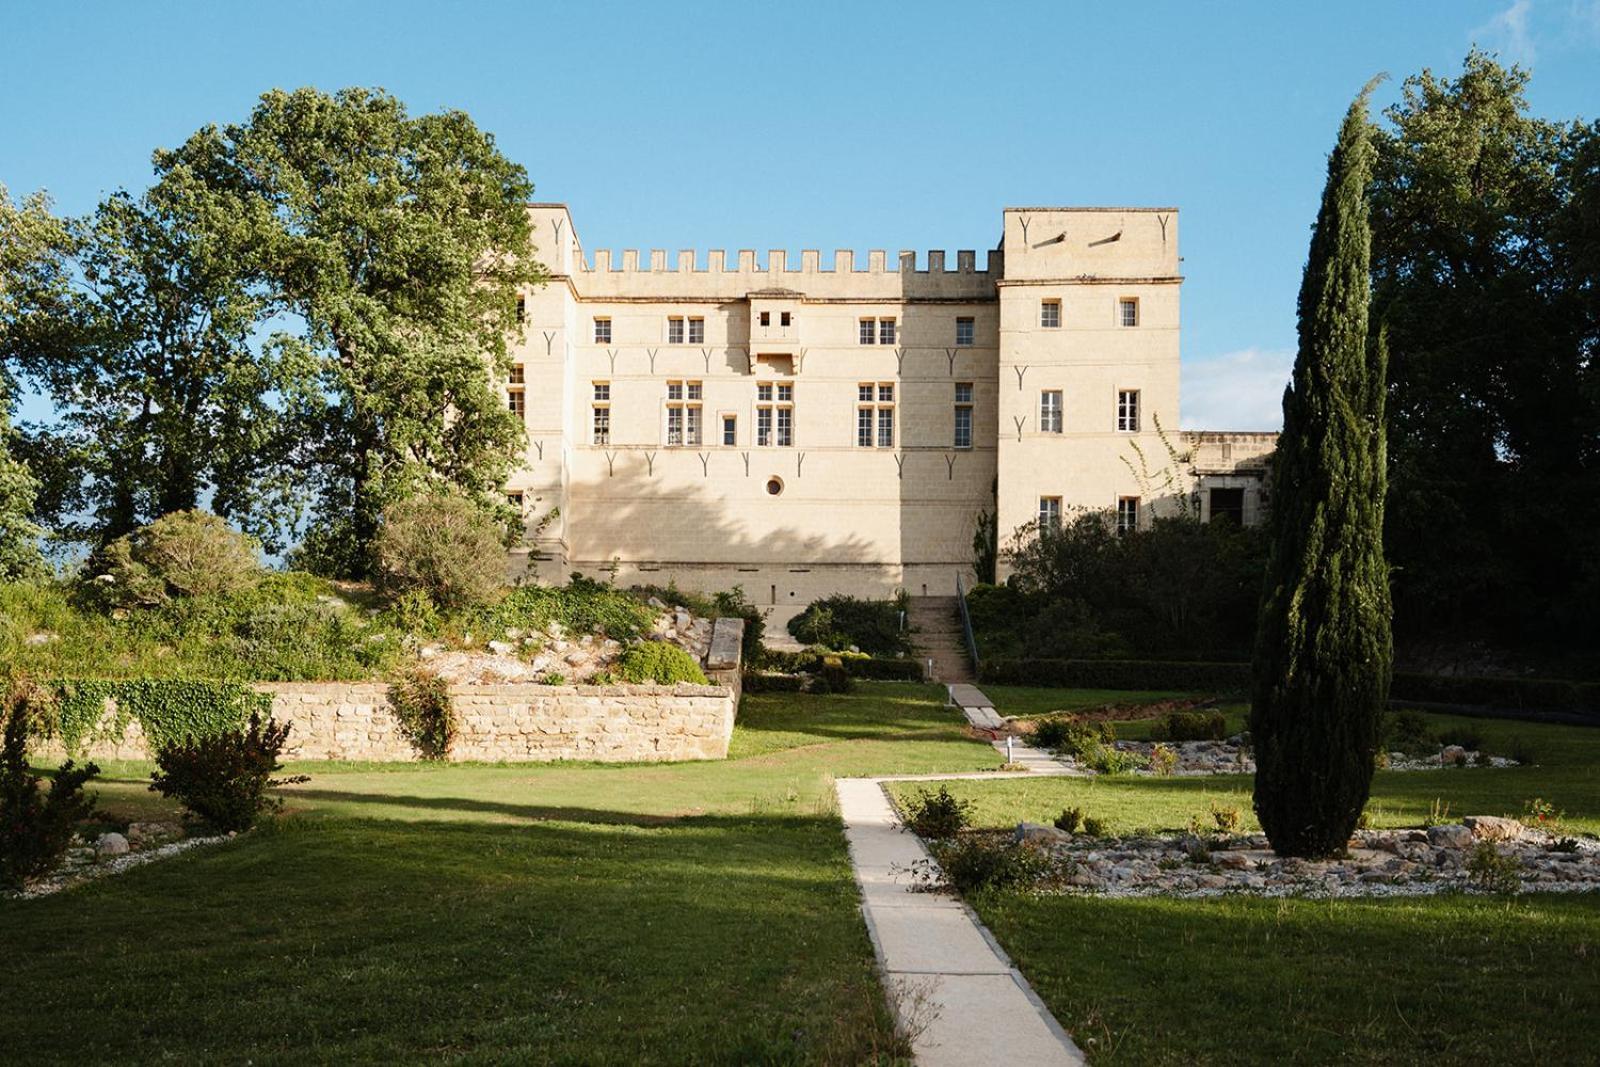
top-left (1464, 815), bottom-right (1524, 842)
top-left (1441, 745), bottom-right (1467, 764)
top-left (1013, 821), bottom-right (1070, 846)
top-left (487, 640), bottom-right (516, 656)
top-left (95, 832), bottom-right (130, 857)
top-left (1214, 851), bottom-right (1253, 870)
top-left (1427, 824), bottom-right (1474, 849)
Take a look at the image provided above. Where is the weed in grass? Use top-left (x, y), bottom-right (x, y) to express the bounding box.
top-left (1467, 841), bottom-right (1523, 894)
top-left (1054, 807), bottom-right (1083, 834)
top-left (1206, 802), bottom-right (1241, 834)
top-left (1423, 798), bottom-right (1452, 828)
top-left (1081, 815), bottom-right (1108, 837)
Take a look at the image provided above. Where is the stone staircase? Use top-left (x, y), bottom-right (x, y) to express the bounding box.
top-left (908, 596), bottom-right (976, 683)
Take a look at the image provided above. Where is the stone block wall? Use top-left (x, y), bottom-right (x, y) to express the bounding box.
top-left (43, 680), bottom-right (739, 765)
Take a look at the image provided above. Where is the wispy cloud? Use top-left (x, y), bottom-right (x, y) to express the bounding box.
top-left (1181, 348), bottom-right (1293, 432)
top-left (1473, 0), bottom-right (1538, 63)
top-left (1570, 0), bottom-right (1600, 44)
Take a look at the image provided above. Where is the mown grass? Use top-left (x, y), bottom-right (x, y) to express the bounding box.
top-left (980, 892), bottom-right (1600, 1065)
top-left (981, 685), bottom-right (1202, 719)
top-left (890, 703), bottom-right (1600, 1065)
top-left (2, 682), bottom-right (994, 1065)
top-left (889, 709), bottom-right (1600, 835)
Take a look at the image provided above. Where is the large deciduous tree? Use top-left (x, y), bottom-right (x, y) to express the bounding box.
top-left (11, 187), bottom-right (315, 549)
top-left (1370, 51), bottom-right (1600, 657)
top-left (152, 87), bottom-right (544, 576)
top-left (0, 186), bottom-right (69, 577)
top-left (1251, 83), bottom-right (1393, 859)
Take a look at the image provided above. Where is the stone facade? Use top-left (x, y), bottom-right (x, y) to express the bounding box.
top-left (503, 204), bottom-right (1276, 624)
top-left (45, 681), bottom-right (739, 764)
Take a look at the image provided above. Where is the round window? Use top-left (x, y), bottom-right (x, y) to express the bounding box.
top-left (766, 477), bottom-right (784, 496)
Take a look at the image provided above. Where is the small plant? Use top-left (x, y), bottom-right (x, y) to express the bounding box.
top-left (1466, 841), bottom-right (1522, 894)
top-left (1549, 836), bottom-right (1580, 854)
top-left (1384, 709), bottom-right (1434, 756)
top-left (1054, 807), bottom-right (1083, 834)
top-left (922, 835), bottom-right (1049, 894)
top-left (1208, 802), bottom-right (1241, 834)
top-left (903, 786), bottom-right (972, 840)
top-left (540, 672), bottom-right (566, 685)
top-left (388, 667), bottom-right (457, 760)
top-left (1423, 798), bottom-right (1452, 828)
top-left (1438, 725), bottom-right (1484, 751)
top-left (1147, 743), bottom-right (1178, 777)
top-left (1082, 745), bottom-right (1146, 776)
top-left (1035, 717), bottom-right (1116, 761)
top-left (1356, 809), bottom-right (1373, 830)
top-left (0, 682), bottom-right (100, 888)
top-left (1522, 797), bottom-right (1565, 833)
top-left (617, 641), bottom-right (709, 685)
top-left (1506, 736), bottom-right (1537, 765)
top-left (1157, 710), bottom-right (1227, 742)
top-left (1080, 815), bottom-right (1108, 837)
top-left (148, 712), bottom-right (307, 832)
top-left (1473, 751), bottom-right (1491, 767)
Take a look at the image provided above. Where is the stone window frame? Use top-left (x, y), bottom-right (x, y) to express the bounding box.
top-left (1117, 495), bottom-right (1141, 534)
top-left (1040, 299), bottom-right (1062, 329)
top-left (664, 379), bottom-right (703, 447)
top-left (1119, 297), bottom-right (1140, 327)
top-left (856, 381), bottom-right (895, 448)
top-left (507, 387), bottom-right (526, 420)
top-left (858, 318), bottom-right (876, 345)
top-left (1117, 388), bottom-right (1140, 433)
top-left (1040, 389), bottom-right (1063, 434)
top-left (756, 381), bottom-right (795, 447)
top-left (878, 317), bottom-right (896, 346)
top-left (954, 381), bottom-right (974, 449)
top-left (720, 412), bottom-right (737, 447)
top-left (1038, 495), bottom-right (1063, 529)
top-left (955, 316), bottom-right (975, 347)
top-left (592, 380), bottom-right (611, 445)
top-left (667, 316), bottom-right (685, 344)
top-left (688, 316), bottom-right (705, 344)
top-left (593, 317), bottom-right (612, 344)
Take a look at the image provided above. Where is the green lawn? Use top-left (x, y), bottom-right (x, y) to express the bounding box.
top-left (890, 704), bottom-right (1600, 1065)
top-left (2, 682), bottom-right (997, 1065)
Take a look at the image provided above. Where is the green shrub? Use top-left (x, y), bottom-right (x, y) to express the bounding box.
top-left (373, 492), bottom-right (508, 610)
top-left (787, 592), bottom-right (912, 657)
top-left (928, 835), bottom-right (1049, 894)
top-left (617, 642), bottom-right (708, 685)
top-left (0, 681), bottom-right (99, 888)
top-left (1034, 717), bottom-right (1115, 759)
top-left (484, 576), bottom-right (655, 644)
top-left (1080, 815), bottom-right (1108, 837)
top-left (807, 656), bottom-right (853, 694)
top-left (1081, 744), bottom-right (1146, 775)
top-left (1054, 807), bottom-right (1083, 833)
top-left (1148, 743), bottom-right (1179, 776)
top-left (1389, 672), bottom-right (1600, 712)
top-left (1467, 842), bottom-right (1522, 894)
top-left (1157, 710), bottom-right (1228, 742)
top-left (903, 786), bottom-right (972, 839)
top-left (740, 672), bottom-right (807, 693)
top-left (387, 667), bottom-right (456, 760)
top-left (81, 510), bottom-right (261, 610)
top-left (148, 711), bottom-right (306, 832)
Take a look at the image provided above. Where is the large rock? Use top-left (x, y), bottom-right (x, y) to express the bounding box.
top-left (1427, 824), bottom-right (1474, 849)
top-left (1464, 815), bottom-right (1524, 842)
top-left (95, 832), bottom-right (130, 857)
top-left (1014, 821), bottom-right (1071, 846)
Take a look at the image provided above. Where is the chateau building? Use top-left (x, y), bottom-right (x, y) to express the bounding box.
top-left (506, 204), bottom-right (1275, 629)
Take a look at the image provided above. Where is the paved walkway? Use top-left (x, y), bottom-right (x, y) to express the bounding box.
top-left (947, 684), bottom-right (1078, 775)
top-left (836, 777), bottom-right (1085, 1065)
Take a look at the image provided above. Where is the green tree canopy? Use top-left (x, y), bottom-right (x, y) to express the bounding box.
top-left (152, 87), bottom-right (544, 575)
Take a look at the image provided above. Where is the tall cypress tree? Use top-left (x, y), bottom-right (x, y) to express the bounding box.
top-left (1251, 81), bottom-right (1393, 859)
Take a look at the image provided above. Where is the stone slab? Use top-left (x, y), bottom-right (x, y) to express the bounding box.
top-left (891, 973), bottom-right (1087, 1067)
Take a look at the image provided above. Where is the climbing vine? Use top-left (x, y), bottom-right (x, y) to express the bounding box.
top-left (46, 679), bottom-right (271, 753)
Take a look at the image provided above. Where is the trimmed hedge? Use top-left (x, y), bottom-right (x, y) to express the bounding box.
top-left (757, 650), bottom-right (924, 682)
top-left (979, 658), bottom-right (1599, 713)
top-left (1389, 672), bottom-right (1599, 712)
top-left (979, 658), bottom-right (1251, 692)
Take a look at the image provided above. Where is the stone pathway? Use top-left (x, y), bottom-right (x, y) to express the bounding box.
top-left (836, 777), bottom-right (1085, 1066)
top-left (948, 684), bottom-right (1077, 775)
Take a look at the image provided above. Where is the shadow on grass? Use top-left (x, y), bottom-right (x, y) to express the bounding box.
top-left (280, 787), bottom-right (690, 826)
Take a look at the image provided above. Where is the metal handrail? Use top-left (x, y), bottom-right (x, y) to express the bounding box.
top-left (954, 572), bottom-right (981, 678)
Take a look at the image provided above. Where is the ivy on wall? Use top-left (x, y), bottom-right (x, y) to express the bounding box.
top-left (47, 679), bottom-right (272, 754)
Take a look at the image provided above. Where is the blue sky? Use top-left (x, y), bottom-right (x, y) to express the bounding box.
top-left (2, 0), bottom-right (1596, 430)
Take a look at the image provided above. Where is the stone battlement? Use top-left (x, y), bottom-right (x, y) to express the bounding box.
top-left (577, 248), bottom-right (1003, 275)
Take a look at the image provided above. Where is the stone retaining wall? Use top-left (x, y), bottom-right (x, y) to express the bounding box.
top-left (46, 680), bottom-right (739, 764)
